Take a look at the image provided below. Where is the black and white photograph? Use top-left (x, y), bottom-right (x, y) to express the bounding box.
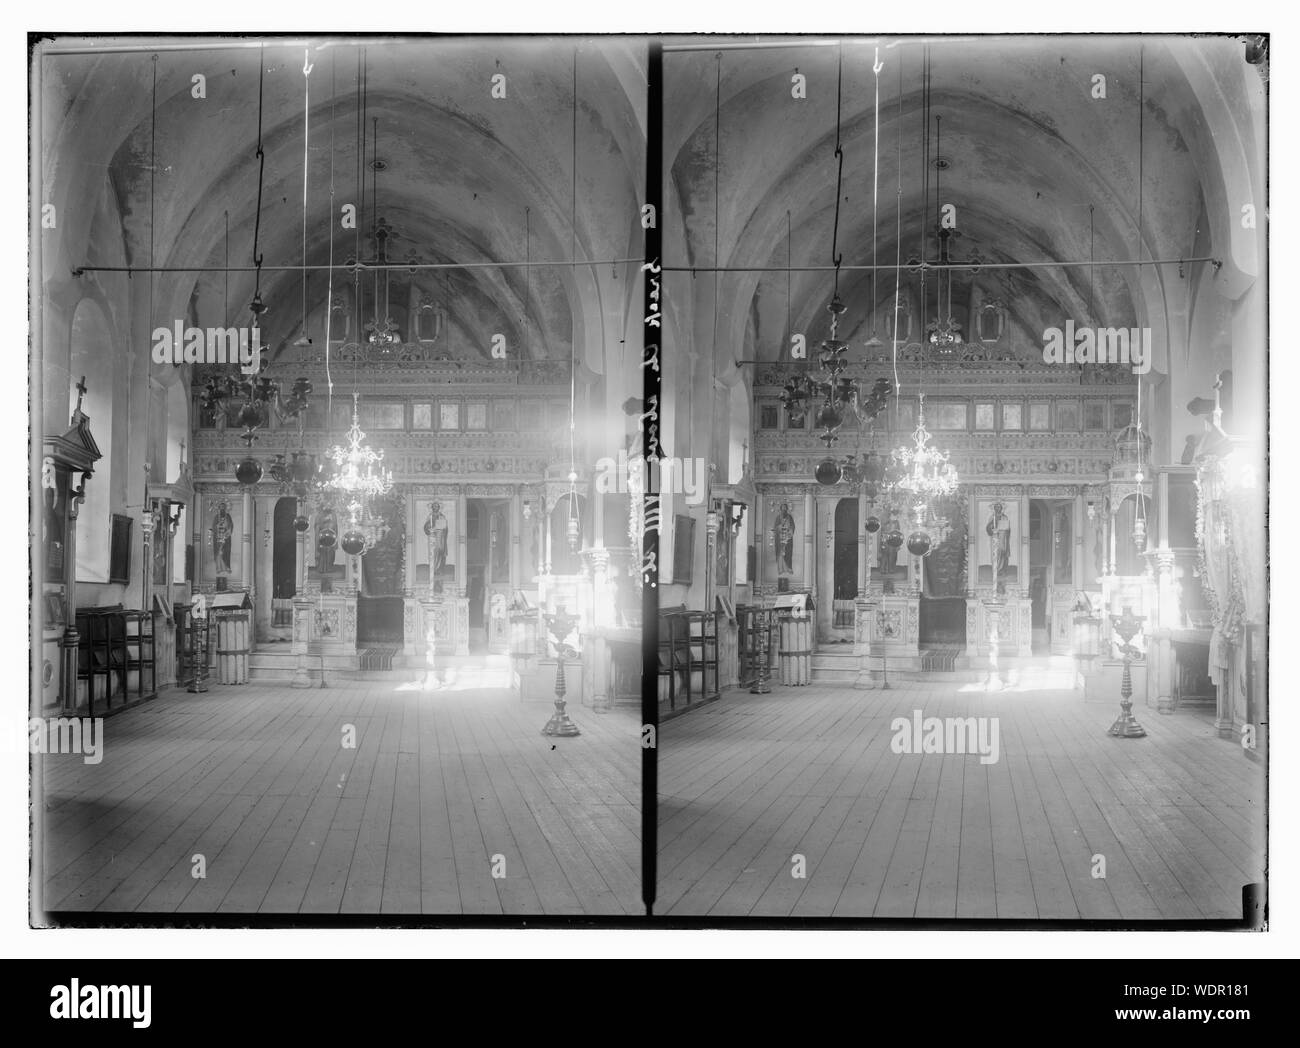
top-left (31, 34), bottom-right (648, 920)
top-left (652, 33), bottom-right (1267, 922)
top-left (26, 25), bottom-right (1271, 941)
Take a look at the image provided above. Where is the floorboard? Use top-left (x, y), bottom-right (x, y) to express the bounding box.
top-left (660, 679), bottom-right (1264, 921)
top-left (37, 674), bottom-right (642, 917)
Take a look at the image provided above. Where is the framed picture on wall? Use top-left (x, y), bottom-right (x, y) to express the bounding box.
top-left (204, 497), bottom-right (242, 585)
top-left (109, 513), bottom-right (132, 585)
top-left (673, 514), bottom-right (695, 584)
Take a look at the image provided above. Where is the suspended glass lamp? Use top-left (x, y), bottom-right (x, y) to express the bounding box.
top-left (888, 393), bottom-right (959, 503)
top-left (324, 392), bottom-right (394, 504)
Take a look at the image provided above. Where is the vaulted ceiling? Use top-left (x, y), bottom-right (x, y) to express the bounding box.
top-left (41, 36), bottom-right (647, 369)
top-left (38, 34), bottom-right (1264, 387)
top-left (661, 35), bottom-right (1264, 375)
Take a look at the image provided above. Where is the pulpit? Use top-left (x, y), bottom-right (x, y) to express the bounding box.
top-left (855, 592), bottom-right (921, 686)
top-left (41, 382), bottom-right (102, 711)
top-left (965, 596), bottom-right (1033, 660)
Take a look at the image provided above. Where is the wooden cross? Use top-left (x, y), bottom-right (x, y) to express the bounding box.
top-left (73, 375), bottom-right (88, 418)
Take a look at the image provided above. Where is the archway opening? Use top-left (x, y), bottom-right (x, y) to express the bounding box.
top-left (832, 497), bottom-right (858, 628)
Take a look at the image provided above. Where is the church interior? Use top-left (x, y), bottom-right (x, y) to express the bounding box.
top-left (32, 33), bottom-right (1265, 924)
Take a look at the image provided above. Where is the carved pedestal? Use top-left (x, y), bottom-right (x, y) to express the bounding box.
top-left (314, 592), bottom-right (356, 657)
top-left (290, 597), bottom-right (315, 688)
top-left (418, 596), bottom-right (470, 657)
top-left (853, 598), bottom-right (875, 689)
top-left (856, 592), bottom-right (920, 687)
top-left (967, 595), bottom-right (1033, 660)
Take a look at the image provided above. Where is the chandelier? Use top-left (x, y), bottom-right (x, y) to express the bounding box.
top-left (884, 393), bottom-right (959, 557)
top-left (201, 373), bottom-right (313, 486)
top-left (778, 48), bottom-right (892, 484)
top-left (204, 53), bottom-right (313, 487)
top-left (888, 394), bottom-right (958, 501)
top-left (325, 393), bottom-right (394, 506)
top-left (781, 297), bottom-right (894, 463)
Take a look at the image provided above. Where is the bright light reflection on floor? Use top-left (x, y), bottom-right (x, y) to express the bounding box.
top-left (957, 671), bottom-right (1084, 694)
top-left (393, 655), bottom-right (515, 692)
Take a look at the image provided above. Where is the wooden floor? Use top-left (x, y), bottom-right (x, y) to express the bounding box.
top-left (39, 662), bottom-right (642, 917)
top-left (658, 677), bottom-right (1265, 921)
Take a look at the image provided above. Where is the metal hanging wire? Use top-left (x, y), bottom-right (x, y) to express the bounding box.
top-left (567, 47), bottom-right (581, 546)
top-left (249, 43), bottom-right (267, 318)
top-left (890, 57), bottom-right (904, 397)
top-left (712, 51), bottom-right (722, 363)
top-left (299, 47), bottom-right (313, 348)
top-left (869, 45), bottom-right (883, 343)
top-left (324, 50), bottom-right (337, 407)
top-left (148, 55), bottom-right (157, 354)
top-left (524, 207), bottom-right (532, 358)
top-left (829, 41), bottom-right (845, 302)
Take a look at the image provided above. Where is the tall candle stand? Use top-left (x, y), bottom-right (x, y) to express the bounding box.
top-left (541, 606), bottom-right (581, 738)
top-left (1107, 604), bottom-right (1147, 738)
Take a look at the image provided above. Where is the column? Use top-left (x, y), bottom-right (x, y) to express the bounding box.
top-left (1073, 491), bottom-right (1085, 592)
top-left (542, 499), bottom-right (552, 577)
top-left (1108, 503), bottom-right (1117, 578)
top-left (856, 487), bottom-right (868, 597)
top-left (404, 494), bottom-right (416, 593)
top-left (191, 491), bottom-right (204, 588)
top-left (817, 496), bottom-right (835, 637)
top-left (1155, 549), bottom-right (1177, 713)
top-left (1157, 470), bottom-right (1170, 549)
top-left (802, 489), bottom-right (814, 595)
top-left (141, 465), bottom-right (153, 613)
top-left (59, 480), bottom-right (84, 711)
top-left (454, 492), bottom-right (470, 655)
top-left (295, 507), bottom-right (306, 593)
top-left (704, 505), bottom-right (717, 617)
top-left (456, 494), bottom-right (468, 597)
top-left (1019, 491), bottom-right (1031, 598)
top-left (506, 490), bottom-right (520, 599)
top-left (241, 488), bottom-right (254, 594)
top-left (967, 489), bottom-right (978, 595)
top-left (753, 492), bottom-right (766, 597)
